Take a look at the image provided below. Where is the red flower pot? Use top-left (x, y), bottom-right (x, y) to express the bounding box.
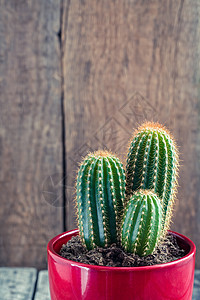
top-left (47, 229), bottom-right (196, 300)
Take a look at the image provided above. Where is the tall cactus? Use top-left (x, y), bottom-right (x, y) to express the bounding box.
top-left (121, 190), bottom-right (163, 256)
top-left (126, 122), bottom-right (179, 229)
top-left (76, 150), bottom-right (125, 250)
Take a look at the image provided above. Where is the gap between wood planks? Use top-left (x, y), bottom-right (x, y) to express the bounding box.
top-left (31, 270), bottom-right (39, 300)
top-left (59, 0), bottom-right (67, 232)
top-left (58, 0), bottom-right (71, 232)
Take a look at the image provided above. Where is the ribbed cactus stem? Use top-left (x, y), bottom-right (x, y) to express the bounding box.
top-left (76, 150), bottom-right (125, 250)
top-left (121, 190), bottom-right (163, 256)
top-left (126, 122), bottom-right (179, 230)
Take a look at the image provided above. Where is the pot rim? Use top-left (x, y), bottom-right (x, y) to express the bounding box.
top-left (47, 229), bottom-right (196, 271)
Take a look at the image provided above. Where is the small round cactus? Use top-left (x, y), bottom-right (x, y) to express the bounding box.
top-left (121, 190), bottom-right (163, 256)
top-left (125, 122), bottom-right (179, 230)
top-left (76, 150), bottom-right (125, 250)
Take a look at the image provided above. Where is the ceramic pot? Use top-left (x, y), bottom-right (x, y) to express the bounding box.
top-left (47, 229), bottom-right (195, 300)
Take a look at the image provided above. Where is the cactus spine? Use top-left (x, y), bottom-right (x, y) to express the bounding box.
top-left (121, 190), bottom-right (163, 256)
top-left (126, 122), bottom-right (179, 229)
top-left (76, 151), bottom-right (125, 250)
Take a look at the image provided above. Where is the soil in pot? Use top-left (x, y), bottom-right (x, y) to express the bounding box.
top-left (59, 233), bottom-right (185, 267)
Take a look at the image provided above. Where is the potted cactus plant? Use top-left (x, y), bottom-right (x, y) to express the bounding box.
top-left (47, 122), bottom-right (196, 300)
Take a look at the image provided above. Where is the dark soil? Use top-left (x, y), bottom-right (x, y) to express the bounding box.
top-left (59, 234), bottom-right (186, 267)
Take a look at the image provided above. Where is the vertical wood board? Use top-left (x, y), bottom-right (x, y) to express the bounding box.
top-left (0, 0), bottom-right (63, 269)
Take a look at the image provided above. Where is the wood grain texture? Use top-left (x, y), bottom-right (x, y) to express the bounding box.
top-left (0, 0), bottom-right (63, 268)
top-left (63, 0), bottom-right (200, 267)
top-left (193, 270), bottom-right (200, 300)
top-left (34, 270), bottom-right (50, 300)
top-left (0, 267), bottom-right (37, 300)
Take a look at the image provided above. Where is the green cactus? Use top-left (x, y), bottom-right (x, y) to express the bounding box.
top-left (121, 190), bottom-right (163, 256)
top-left (76, 150), bottom-right (125, 250)
top-left (125, 122), bottom-right (179, 229)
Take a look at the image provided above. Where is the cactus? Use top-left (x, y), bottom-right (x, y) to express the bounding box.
top-left (125, 122), bottom-right (179, 229)
top-left (121, 190), bottom-right (163, 256)
top-left (76, 150), bottom-right (125, 250)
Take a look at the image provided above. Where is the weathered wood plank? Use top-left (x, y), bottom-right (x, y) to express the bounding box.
top-left (0, 267), bottom-right (37, 300)
top-left (34, 270), bottom-right (50, 300)
top-left (63, 0), bottom-right (200, 267)
top-left (193, 270), bottom-right (200, 300)
top-left (0, 0), bottom-right (63, 269)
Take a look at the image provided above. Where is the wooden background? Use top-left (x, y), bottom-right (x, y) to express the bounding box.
top-left (0, 0), bottom-right (200, 269)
